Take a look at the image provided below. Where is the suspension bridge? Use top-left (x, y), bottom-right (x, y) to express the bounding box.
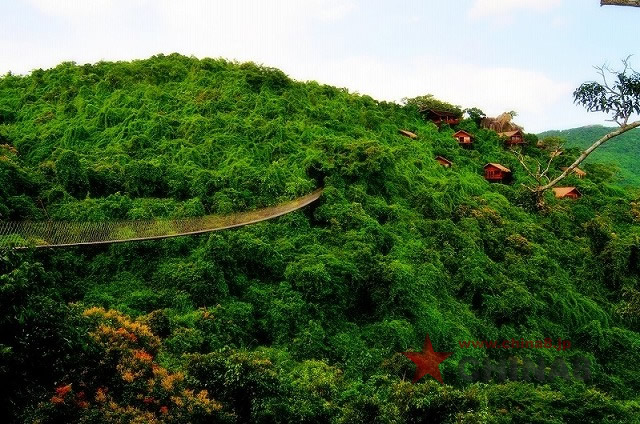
top-left (0, 188), bottom-right (323, 249)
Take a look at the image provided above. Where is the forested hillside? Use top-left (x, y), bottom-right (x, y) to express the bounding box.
top-left (539, 125), bottom-right (640, 186)
top-left (2, 54), bottom-right (640, 423)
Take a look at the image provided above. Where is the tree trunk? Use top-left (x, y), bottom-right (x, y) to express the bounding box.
top-left (537, 121), bottom-right (640, 192)
top-left (601, 0), bottom-right (640, 7)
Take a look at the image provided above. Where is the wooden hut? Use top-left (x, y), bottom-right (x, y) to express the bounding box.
top-left (435, 156), bottom-right (452, 168)
top-left (421, 109), bottom-right (460, 126)
top-left (498, 130), bottom-right (524, 147)
top-left (553, 187), bottom-right (581, 199)
top-left (561, 167), bottom-right (586, 179)
top-left (484, 163), bottom-right (512, 182)
top-left (453, 130), bottom-right (473, 147)
top-left (398, 129), bottom-right (418, 139)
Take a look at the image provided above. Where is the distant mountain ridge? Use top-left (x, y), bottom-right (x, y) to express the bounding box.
top-left (538, 125), bottom-right (640, 185)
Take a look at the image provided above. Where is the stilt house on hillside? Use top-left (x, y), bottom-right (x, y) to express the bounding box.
top-left (421, 109), bottom-right (460, 126)
top-left (435, 156), bottom-right (452, 168)
top-left (453, 130), bottom-right (473, 147)
top-left (484, 163), bottom-right (512, 183)
top-left (553, 187), bottom-right (581, 199)
top-left (498, 130), bottom-right (524, 147)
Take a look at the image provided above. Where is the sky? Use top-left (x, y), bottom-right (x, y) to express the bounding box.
top-left (0, 0), bottom-right (639, 132)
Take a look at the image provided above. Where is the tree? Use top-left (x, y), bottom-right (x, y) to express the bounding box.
top-left (55, 151), bottom-right (88, 199)
top-left (402, 94), bottom-right (462, 116)
top-left (538, 136), bottom-right (566, 151)
top-left (526, 59), bottom-right (640, 198)
top-left (463, 107), bottom-right (486, 125)
top-left (601, 0), bottom-right (640, 7)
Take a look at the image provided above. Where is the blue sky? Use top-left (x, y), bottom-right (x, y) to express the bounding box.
top-left (0, 0), bottom-right (638, 132)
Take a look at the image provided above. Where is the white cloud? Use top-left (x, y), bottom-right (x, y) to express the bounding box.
top-left (150, 0), bottom-right (356, 63)
top-left (468, 0), bottom-right (562, 19)
top-left (1, 0), bottom-right (595, 131)
top-left (27, 0), bottom-right (355, 22)
top-left (283, 55), bottom-right (573, 132)
top-left (313, 0), bottom-right (356, 21)
top-left (25, 0), bottom-right (131, 17)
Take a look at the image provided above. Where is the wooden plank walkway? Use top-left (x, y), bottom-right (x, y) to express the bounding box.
top-left (0, 188), bottom-right (323, 249)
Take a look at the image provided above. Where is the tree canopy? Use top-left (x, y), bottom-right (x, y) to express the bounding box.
top-left (402, 94), bottom-right (463, 116)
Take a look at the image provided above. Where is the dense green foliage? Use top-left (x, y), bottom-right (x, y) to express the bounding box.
top-left (402, 94), bottom-right (463, 117)
top-left (1, 54), bottom-right (640, 423)
top-left (539, 125), bottom-right (640, 186)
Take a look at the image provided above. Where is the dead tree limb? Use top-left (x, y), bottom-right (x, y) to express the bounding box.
top-left (601, 0), bottom-right (640, 7)
top-left (533, 58), bottom-right (640, 194)
top-left (537, 121), bottom-right (640, 191)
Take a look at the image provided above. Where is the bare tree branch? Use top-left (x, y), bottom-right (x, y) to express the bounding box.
top-left (533, 58), bottom-right (640, 196)
top-left (537, 120), bottom-right (640, 192)
top-left (601, 0), bottom-right (640, 7)
top-left (513, 148), bottom-right (556, 191)
top-left (514, 151), bottom-right (539, 192)
top-left (540, 153), bottom-right (556, 179)
top-left (514, 136), bottom-right (564, 193)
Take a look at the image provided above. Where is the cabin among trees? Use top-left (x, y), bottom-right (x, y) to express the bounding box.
top-left (421, 109), bottom-right (461, 126)
top-left (484, 163), bottom-right (512, 183)
top-left (498, 130), bottom-right (524, 147)
top-left (561, 167), bottom-right (587, 179)
top-left (553, 187), bottom-right (581, 199)
top-left (398, 129), bottom-right (418, 139)
top-left (453, 130), bottom-right (473, 147)
top-left (435, 156), bottom-right (452, 167)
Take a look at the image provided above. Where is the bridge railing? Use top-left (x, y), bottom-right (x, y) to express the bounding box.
top-left (0, 188), bottom-right (323, 249)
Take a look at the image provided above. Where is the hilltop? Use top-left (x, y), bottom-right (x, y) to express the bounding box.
top-left (539, 125), bottom-right (640, 186)
top-left (1, 54), bottom-right (640, 423)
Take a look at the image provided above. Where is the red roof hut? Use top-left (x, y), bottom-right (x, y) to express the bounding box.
top-left (484, 163), bottom-right (512, 182)
top-left (453, 130), bottom-right (473, 147)
top-left (552, 187), bottom-right (581, 199)
top-left (435, 156), bottom-right (452, 168)
top-left (561, 167), bottom-right (586, 179)
top-left (498, 130), bottom-right (524, 147)
top-left (421, 109), bottom-right (460, 126)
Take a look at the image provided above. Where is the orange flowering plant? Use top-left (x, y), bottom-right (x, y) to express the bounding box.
top-left (36, 307), bottom-right (231, 423)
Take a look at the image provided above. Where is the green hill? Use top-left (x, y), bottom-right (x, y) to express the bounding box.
top-left (539, 125), bottom-right (640, 186)
top-left (1, 54), bottom-right (640, 423)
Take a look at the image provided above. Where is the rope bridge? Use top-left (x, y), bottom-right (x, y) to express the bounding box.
top-left (0, 188), bottom-right (323, 249)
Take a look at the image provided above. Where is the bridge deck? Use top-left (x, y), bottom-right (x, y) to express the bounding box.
top-left (0, 188), bottom-right (323, 249)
